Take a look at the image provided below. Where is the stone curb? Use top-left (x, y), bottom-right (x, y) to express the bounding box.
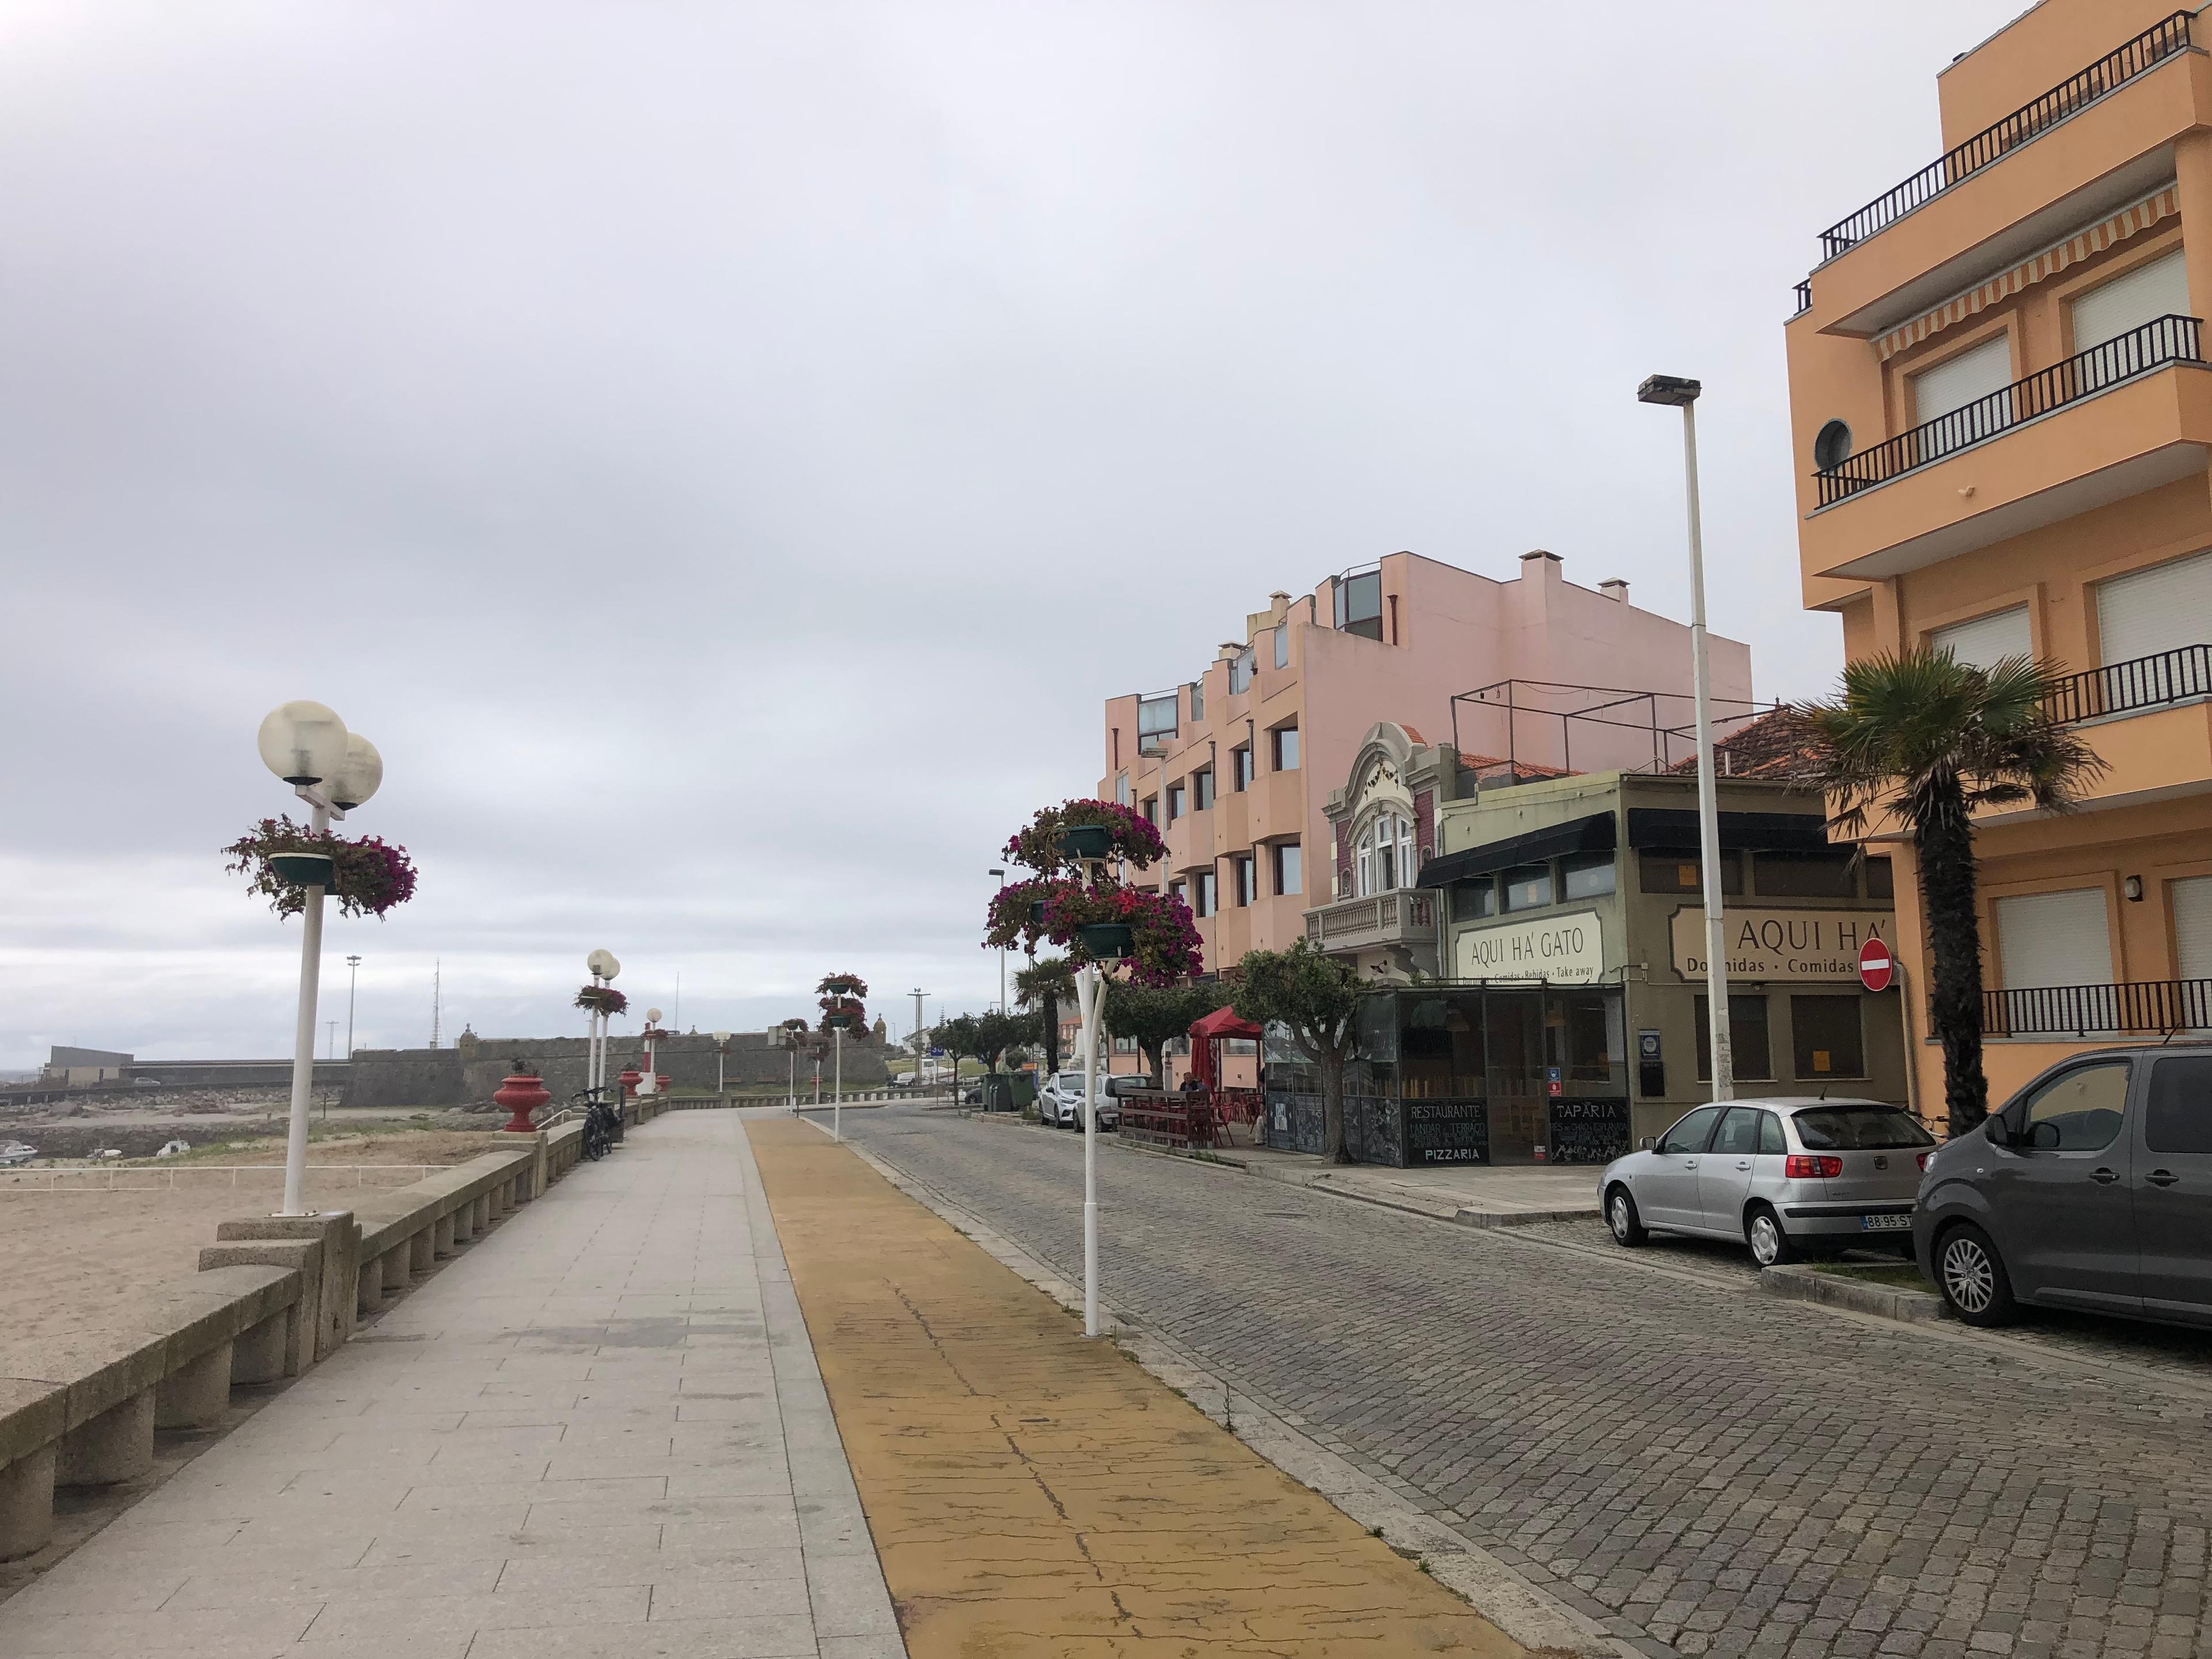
top-left (1759, 1262), bottom-right (1946, 1324)
top-left (1453, 1205), bottom-right (1605, 1229)
top-left (805, 1115), bottom-right (1638, 1659)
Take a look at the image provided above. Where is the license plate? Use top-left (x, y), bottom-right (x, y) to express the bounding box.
top-left (1861, 1213), bottom-right (1914, 1232)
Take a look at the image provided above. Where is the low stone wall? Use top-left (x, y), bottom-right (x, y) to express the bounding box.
top-left (0, 1093), bottom-right (673, 1560)
top-left (345, 1032), bottom-right (892, 1110)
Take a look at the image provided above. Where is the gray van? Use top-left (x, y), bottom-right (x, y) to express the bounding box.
top-left (1914, 1045), bottom-right (2212, 1328)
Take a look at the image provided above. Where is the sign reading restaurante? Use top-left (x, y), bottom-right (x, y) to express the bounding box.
top-left (1455, 910), bottom-right (1605, 984)
top-left (1669, 907), bottom-right (1894, 983)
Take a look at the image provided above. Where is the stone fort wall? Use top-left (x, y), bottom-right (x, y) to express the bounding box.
top-left (342, 1028), bottom-right (889, 1109)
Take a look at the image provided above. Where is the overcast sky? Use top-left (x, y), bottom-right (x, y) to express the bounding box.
top-left (0, 1), bottom-right (2029, 1067)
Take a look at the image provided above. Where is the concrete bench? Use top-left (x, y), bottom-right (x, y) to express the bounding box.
top-left (0, 1263), bottom-right (300, 1560)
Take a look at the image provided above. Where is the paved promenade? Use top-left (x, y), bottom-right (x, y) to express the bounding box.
top-left (746, 1115), bottom-right (1523, 1658)
top-left (0, 1110), bottom-right (901, 1658)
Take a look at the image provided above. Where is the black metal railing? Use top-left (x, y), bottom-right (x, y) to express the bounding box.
top-left (1983, 978), bottom-right (2212, 1037)
top-left (1817, 12), bottom-right (2191, 262)
top-left (1815, 314), bottom-right (2202, 505)
top-left (2043, 643), bottom-right (2212, 724)
top-left (1793, 279), bottom-right (1812, 316)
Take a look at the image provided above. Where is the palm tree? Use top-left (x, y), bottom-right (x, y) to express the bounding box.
top-left (1801, 648), bottom-right (2103, 1136)
top-left (1014, 955), bottom-right (1077, 1076)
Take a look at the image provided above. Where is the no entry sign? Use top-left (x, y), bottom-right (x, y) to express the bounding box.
top-left (1858, 935), bottom-right (1895, 993)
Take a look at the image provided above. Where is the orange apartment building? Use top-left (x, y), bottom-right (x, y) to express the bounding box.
top-left (1787, 1), bottom-right (2212, 1109)
top-left (1091, 550), bottom-right (1752, 993)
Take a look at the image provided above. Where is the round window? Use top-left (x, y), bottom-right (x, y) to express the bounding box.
top-left (1813, 419), bottom-right (1853, 471)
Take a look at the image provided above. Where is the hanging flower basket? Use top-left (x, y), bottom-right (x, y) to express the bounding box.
top-left (1040, 884), bottom-right (1202, 987)
top-left (1003, 800), bottom-right (1166, 876)
top-left (1078, 922), bottom-right (1134, 959)
top-left (224, 815), bottom-right (419, 921)
top-left (575, 984), bottom-right (628, 1016)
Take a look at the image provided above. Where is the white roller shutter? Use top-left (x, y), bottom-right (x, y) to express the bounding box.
top-left (2173, 877), bottom-right (2212, 982)
top-left (1911, 336), bottom-right (2012, 426)
top-left (1998, 888), bottom-right (2115, 989)
top-left (2070, 249), bottom-right (2191, 353)
top-left (2096, 552), bottom-right (2212, 666)
top-left (1931, 605), bottom-right (2033, 671)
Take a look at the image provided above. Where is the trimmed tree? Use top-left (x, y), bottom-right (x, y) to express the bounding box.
top-left (1103, 982), bottom-right (1231, 1088)
top-left (1014, 956), bottom-right (1077, 1075)
top-left (1801, 647), bottom-right (2103, 1136)
top-left (974, 1008), bottom-right (1040, 1074)
top-left (1230, 940), bottom-right (1365, 1164)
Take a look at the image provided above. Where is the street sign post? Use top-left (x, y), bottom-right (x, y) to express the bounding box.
top-left (1858, 935), bottom-right (1895, 993)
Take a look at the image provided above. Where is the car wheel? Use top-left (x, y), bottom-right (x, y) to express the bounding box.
top-left (1934, 1222), bottom-right (2017, 1327)
top-left (1746, 1205), bottom-right (1797, 1268)
top-left (1605, 1185), bottom-right (1646, 1247)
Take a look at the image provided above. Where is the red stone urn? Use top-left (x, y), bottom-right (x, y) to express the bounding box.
top-left (656, 1074), bottom-right (669, 1094)
top-left (618, 1066), bottom-right (641, 1102)
top-left (494, 1067), bottom-right (550, 1134)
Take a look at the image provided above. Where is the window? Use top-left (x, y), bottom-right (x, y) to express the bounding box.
top-left (2071, 248), bottom-right (2189, 356)
top-left (1997, 888), bottom-right (2113, 989)
top-left (1273, 626), bottom-right (1289, 669)
top-left (1334, 570), bottom-right (1382, 640)
top-left (1658, 1105), bottom-right (1723, 1155)
top-left (1271, 724), bottom-right (1299, 771)
top-left (1168, 783), bottom-right (1188, 822)
top-left (1233, 855), bottom-right (1256, 907)
top-left (1791, 1105), bottom-right (1931, 1150)
top-left (1171, 880), bottom-right (1188, 911)
top-left (1450, 878), bottom-right (1497, 921)
top-left (1695, 995), bottom-right (1773, 1081)
top-left (1114, 774), bottom-right (1129, 806)
top-left (1399, 816), bottom-right (1415, 888)
top-left (2147, 1057), bottom-right (2212, 1154)
top-left (1137, 694), bottom-right (1177, 749)
top-left (1756, 851), bottom-right (1855, 899)
top-left (1865, 856), bottom-right (1894, 900)
top-left (1931, 605), bottom-right (2032, 672)
top-left (1790, 996), bottom-right (1866, 1079)
top-left (1757, 1111), bottom-right (1788, 1156)
top-left (1911, 334), bottom-right (2012, 427)
top-left (1192, 767), bottom-right (1214, 811)
top-left (1194, 870), bottom-right (1217, 917)
top-left (1188, 680), bottom-right (1205, 722)
top-left (1272, 842), bottom-right (1302, 897)
top-left (1711, 1107), bottom-right (1765, 1156)
top-left (1141, 796), bottom-right (1158, 827)
top-left (2174, 875), bottom-right (2212, 982)
top-left (2017, 1061), bottom-right (2130, 1152)
top-left (1228, 650), bottom-right (1255, 694)
top-left (1561, 851), bottom-right (1615, 900)
top-left (1502, 864), bottom-right (1553, 911)
top-left (1639, 850), bottom-right (1742, 895)
top-left (1231, 745), bottom-right (1253, 791)
top-left (2097, 550), bottom-right (2212, 671)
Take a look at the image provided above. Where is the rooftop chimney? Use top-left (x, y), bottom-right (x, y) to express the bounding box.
top-left (1600, 578), bottom-right (1630, 603)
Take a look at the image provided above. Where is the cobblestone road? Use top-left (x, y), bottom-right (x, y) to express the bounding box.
top-left (834, 1108), bottom-right (2212, 1659)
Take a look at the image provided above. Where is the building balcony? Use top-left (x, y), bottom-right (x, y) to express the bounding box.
top-left (1303, 888), bottom-right (1437, 955)
top-left (1983, 977), bottom-right (2210, 1038)
top-left (1801, 327), bottom-right (2212, 580)
top-left (1794, 13), bottom-right (2201, 338)
top-left (2046, 644), bottom-right (2212, 725)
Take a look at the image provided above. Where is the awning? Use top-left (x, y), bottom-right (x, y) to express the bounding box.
top-left (1624, 808), bottom-right (1832, 854)
top-left (1189, 1004), bottom-right (1263, 1090)
top-left (1418, 813), bottom-right (1615, 889)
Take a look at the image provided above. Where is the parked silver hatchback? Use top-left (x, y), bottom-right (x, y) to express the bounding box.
top-left (1600, 1098), bottom-right (1933, 1267)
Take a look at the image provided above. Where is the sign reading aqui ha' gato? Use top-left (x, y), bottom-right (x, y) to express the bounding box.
top-left (1454, 910), bottom-right (1605, 984)
top-left (1669, 907), bottom-right (1894, 983)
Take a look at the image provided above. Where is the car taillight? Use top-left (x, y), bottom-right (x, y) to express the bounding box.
top-left (1916, 1151), bottom-right (1933, 1171)
top-left (1785, 1154), bottom-right (1843, 1180)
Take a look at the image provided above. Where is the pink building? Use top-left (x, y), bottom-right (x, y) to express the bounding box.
top-left (1092, 550), bottom-right (1755, 984)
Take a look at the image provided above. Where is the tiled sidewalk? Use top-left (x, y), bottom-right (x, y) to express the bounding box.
top-left (0, 1109), bottom-right (903, 1658)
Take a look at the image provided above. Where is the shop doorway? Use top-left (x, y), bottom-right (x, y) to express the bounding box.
top-left (1484, 992), bottom-right (1546, 1162)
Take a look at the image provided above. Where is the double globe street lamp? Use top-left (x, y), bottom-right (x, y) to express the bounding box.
top-left (255, 700), bottom-right (385, 1219)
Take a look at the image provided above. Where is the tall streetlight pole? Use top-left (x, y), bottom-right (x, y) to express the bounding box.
top-left (910, 988), bottom-right (929, 1087)
top-left (344, 955), bottom-right (362, 1059)
top-left (255, 700), bottom-right (384, 1217)
top-left (1638, 374), bottom-right (1733, 1100)
top-left (987, 868), bottom-right (1007, 1011)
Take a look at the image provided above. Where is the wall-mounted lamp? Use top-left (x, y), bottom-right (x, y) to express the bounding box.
top-left (2124, 875), bottom-right (2145, 902)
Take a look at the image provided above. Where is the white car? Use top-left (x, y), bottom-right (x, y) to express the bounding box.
top-left (155, 1139), bottom-right (192, 1158)
top-left (0, 1142), bottom-right (36, 1166)
top-left (1037, 1071), bottom-right (1120, 1131)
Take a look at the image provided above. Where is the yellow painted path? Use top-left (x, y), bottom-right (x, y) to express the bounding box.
top-left (745, 1117), bottom-right (1526, 1659)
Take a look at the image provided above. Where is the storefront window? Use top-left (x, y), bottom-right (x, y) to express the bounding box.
top-left (1791, 995), bottom-right (1866, 1079)
top-left (1503, 864), bottom-right (1554, 911)
top-left (1451, 877), bottom-right (1497, 921)
top-left (1695, 994), bottom-right (1774, 1081)
top-left (1548, 991), bottom-right (1623, 1089)
top-left (1642, 850), bottom-right (1743, 895)
top-left (1561, 851), bottom-right (1616, 900)
top-left (1756, 851), bottom-right (1854, 898)
top-left (1400, 994), bottom-right (1485, 1099)
top-left (1865, 856), bottom-right (1895, 899)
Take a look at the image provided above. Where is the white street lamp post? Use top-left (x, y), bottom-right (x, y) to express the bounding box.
top-left (988, 867), bottom-right (1007, 1010)
top-left (1074, 961), bottom-right (1104, 1337)
top-left (1638, 373), bottom-right (1733, 1101)
top-left (345, 955), bottom-right (361, 1059)
top-left (585, 949), bottom-right (620, 1106)
top-left (832, 1024), bottom-right (844, 1141)
top-left (256, 700), bottom-right (382, 1218)
top-left (714, 1030), bottom-right (730, 1095)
